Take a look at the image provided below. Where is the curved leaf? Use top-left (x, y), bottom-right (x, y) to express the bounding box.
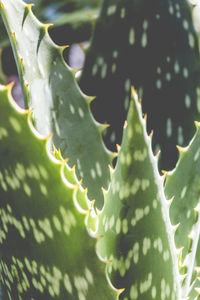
top-left (0, 84), bottom-right (117, 299)
top-left (79, 0), bottom-right (200, 171)
top-left (97, 89), bottom-right (180, 300)
top-left (165, 122), bottom-right (200, 298)
top-left (0, 0), bottom-right (113, 209)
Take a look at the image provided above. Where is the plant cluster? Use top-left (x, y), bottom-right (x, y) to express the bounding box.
top-left (0, 0), bottom-right (200, 299)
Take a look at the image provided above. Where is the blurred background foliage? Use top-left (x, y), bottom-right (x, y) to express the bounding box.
top-left (0, 0), bottom-right (102, 78)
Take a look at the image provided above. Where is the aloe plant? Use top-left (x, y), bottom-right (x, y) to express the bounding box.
top-left (0, 0), bottom-right (102, 48)
top-left (0, 0), bottom-right (200, 299)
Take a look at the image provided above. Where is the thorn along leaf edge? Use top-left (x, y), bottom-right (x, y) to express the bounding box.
top-left (1, 0), bottom-right (200, 299)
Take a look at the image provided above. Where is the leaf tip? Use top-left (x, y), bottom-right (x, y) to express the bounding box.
top-left (155, 150), bottom-right (161, 159)
top-left (149, 129), bottom-right (154, 139)
top-left (117, 288), bottom-right (126, 296)
top-left (176, 145), bottom-right (184, 152)
top-left (173, 222), bottom-right (180, 234)
top-left (27, 3), bottom-right (34, 9)
top-left (194, 120), bottom-right (200, 128)
top-left (123, 120), bottom-right (127, 129)
top-left (116, 144), bottom-right (121, 152)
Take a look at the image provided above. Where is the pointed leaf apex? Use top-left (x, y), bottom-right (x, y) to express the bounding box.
top-left (177, 246), bottom-right (184, 256)
top-left (108, 164), bottom-right (115, 174)
top-left (6, 81), bottom-right (15, 91)
top-left (60, 45), bottom-right (70, 54)
top-left (98, 123), bottom-right (110, 134)
top-left (43, 23), bottom-right (53, 31)
top-left (97, 208), bottom-right (104, 218)
top-left (87, 95), bottom-right (96, 104)
top-left (101, 186), bottom-right (108, 196)
top-left (176, 145), bottom-right (184, 152)
top-left (90, 199), bottom-right (95, 207)
top-left (19, 56), bottom-right (23, 64)
top-left (11, 32), bottom-right (16, 41)
top-left (116, 144), bottom-right (121, 152)
top-left (123, 120), bottom-right (127, 129)
top-left (131, 86), bottom-right (138, 97)
top-left (63, 158), bottom-right (69, 164)
top-left (167, 196), bottom-right (175, 208)
top-left (173, 222), bottom-right (180, 233)
top-left (27, 3), bottom-right (34, 8)
top-left (187, 234), bottom-right (193, 253)
top-left (112, 151), bottom-right (118, 159)
top-left (46, 132), bottom-right (54, 140)
top-left (194, 120), bottom-right (200, 128)
top-left (161, 169), bottom-right (168, 175)
top-left (149, 130), bottom-right (154, 138)
top-left (24, 81), bottom-right (29, 88)
top-left (155, 150), bottom-right (161, 159)
top-left (170, 195), bottom-right (175, 204)
top-left (52, 144), bottom-right (62, 158)
top-left (117, 288), bottom-right (125, 296)
top-left (73, 69), bottom-right (83, 78)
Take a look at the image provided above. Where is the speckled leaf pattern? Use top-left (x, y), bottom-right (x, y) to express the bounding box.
top-left (79, 0), bottom-right (200, 171)
top-left (0, 0), bottom-right (112, 209)
top-left (164, 123), bottom-right (200, 299)
top-left (0, 84), bottom-right (118, 300)
top-left (97, 89), bottom-right (180, 300)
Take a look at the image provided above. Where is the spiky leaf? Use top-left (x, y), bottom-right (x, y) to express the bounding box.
top-left (97, 89), bottom-right (180, 299)
top-left (164, 122), bottom-right (200, 299)
top-left (0, 0), bottom-right (112, 209)
top-left (79, 0), bottom-right (200, 171)
top-left (0, 0), bottom-right (102, 47)
top-left (0, 84), bottom-right (117, 300)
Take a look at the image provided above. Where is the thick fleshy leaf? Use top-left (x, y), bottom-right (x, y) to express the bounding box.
top-left (164, 122), bottom-right (200, 299)
top-left (0, 84), bottom-right (117, 299)
top-left (0, 0), bottom-right (102, 48)
top-left (0, 0), bottom-right (113, 209)
top-left (97, 89), bottom-right (180, 299)
top-left (79, 0), bottom-right (200, 171)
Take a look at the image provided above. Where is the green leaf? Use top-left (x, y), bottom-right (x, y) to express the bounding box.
top-left (97, 88), bottom-right (180, 299)
top-left (79, 0), bottom-right (200, 171)
top-left (0, 0), bottom-right (113, 209)
top-left (0, 0), bottom-right (102, 48)
top-left (164, 122), bottom-right (200, 299)
top-left (0, 83), bottom-right (117, 299)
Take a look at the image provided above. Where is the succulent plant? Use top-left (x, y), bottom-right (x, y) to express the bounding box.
top-left (0, 0), bottom-right (200, 299)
